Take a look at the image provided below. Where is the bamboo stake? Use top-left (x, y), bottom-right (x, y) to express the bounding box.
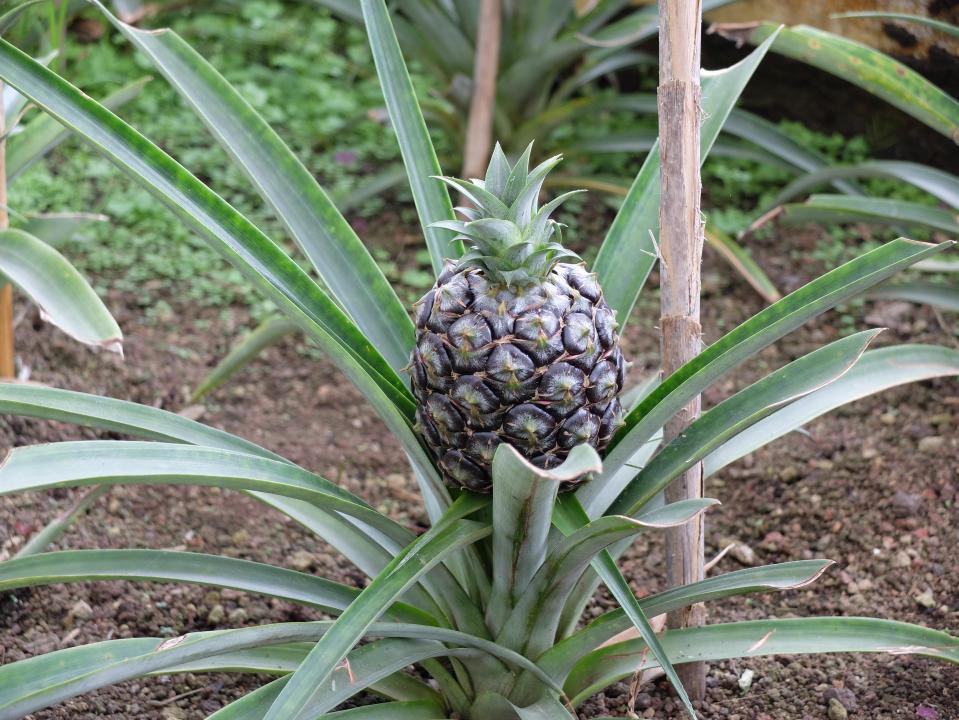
top-left (461, 0), bottom-right (501, 180)
top-left (658, 0), bottom-right (706, 701)
top-left (0, 82), bottom-right (14, 378)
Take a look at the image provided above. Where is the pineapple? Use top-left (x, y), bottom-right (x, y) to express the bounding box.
top-left (410, 145), bottom-right (626, 492)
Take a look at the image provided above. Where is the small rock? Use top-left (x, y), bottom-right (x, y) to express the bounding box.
top-left (880, 412), bottom-right (897, 426)
top-left (929, 413), bottom-right (952, 428)
top-left (815, 533), bottom-right (833, 550)
top-left (231, 529), bottom-right (250, 545)
top-left (162, 707), bottom-right (187, 720)
top-left (917, 704), bottom-right (940, 719)
top-left (761, 531), bottom-right (785, 550)
top-left (177, 404), bottom-right (206, 421)
top-left (915, 589), bottom-right (936, 608)
top-left (729, 542), bottom-right (757, 566)
top-left (823, 687), bottom-right (858, 711)
top-left (633, 692), bottom-right (652, 710)
top-left (228, 607), bottom-right (248, 623)
top-left (780, 465), bottom-right (800, 483)
top-left (918, 436), bottom-right (945, 454)
top-left (207, 604), bottom-right (226, 625)
top-left (890, 490), bottom-right (922, 517)
top-left (827, 697), bottom-right (848, 720)
top-left (385, 472), bottom-right (411, 487)
top-left (738, 668), bottom-right (755, 693)
top-left (891, 550), bottom-right (912, 568)
top-left (289, 549), bottom-right (315, 571)
top-left (70, 600), bottom-right (94, 622)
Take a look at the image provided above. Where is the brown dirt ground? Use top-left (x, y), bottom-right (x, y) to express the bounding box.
top-left (1, 222), bottom-right (957, 720)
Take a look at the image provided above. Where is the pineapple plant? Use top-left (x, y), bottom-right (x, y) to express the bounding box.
top-left (412, 146), bottom-right (625, 491)
top-left (0, 2), bottom-right (956, 719)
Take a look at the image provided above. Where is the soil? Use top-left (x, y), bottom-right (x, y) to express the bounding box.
top-left (1, 221), bottom-right (957, 720)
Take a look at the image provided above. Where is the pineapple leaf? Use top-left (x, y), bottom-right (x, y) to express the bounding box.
top-left (485, 142), bottom-right (511, 197)
top-left (703, 344), bottom-right (959, 477)
top-left (565, 617), bottom-right (959, 706)
top-left (610, 329), bottom-right (883, 518)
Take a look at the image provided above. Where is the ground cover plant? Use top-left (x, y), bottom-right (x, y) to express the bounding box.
top-left (0, 2), bottom-right (957, 719)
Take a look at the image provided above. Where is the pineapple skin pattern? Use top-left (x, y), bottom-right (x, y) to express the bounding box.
top-left (411, 260), bottom-right (626, 492)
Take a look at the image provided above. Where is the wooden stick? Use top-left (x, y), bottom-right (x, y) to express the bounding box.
top-left (0, 81), bottom-right (14, 379)
top-left (658, 0), bottom-right (706, 701)
top-left (461, 0), bottom-right (501, 180)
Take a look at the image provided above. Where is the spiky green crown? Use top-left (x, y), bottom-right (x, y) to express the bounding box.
top-left (432, 143), bottom-right (583, 287)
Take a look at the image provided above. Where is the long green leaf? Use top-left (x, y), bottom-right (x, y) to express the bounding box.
top-left (565, 617), bottom-right (959, 706)
top-left (832, 11), bottom-right (959, 40)
top-left (263, 519), bottom-right (491, 720)
top-left (535, 560), bottom-right (834, 686)
top-left (191, 315), bottom-right (299, 402)
top-left (14, 212), bottom-right (108, 247)
top-left (552, 495), bottom-right (699, 720)
top-left (0, 0), bottom-right (47, 34)
top-left (777, 195), bottom-right (959, 236)
top-left (703, 344), bottom-right (959, 477)
top-left (361, 0), bottom-right (460, 274)
top-left (7, 76), bottom-right (151, 182)
top-left (0, 549), bottom-right (432, 624)
top-left (0, 228), bottom-right (121, 352)
top-left (0, 383), bottom-right (283, 458)
top-left (722, 109), bottom-right (860, 195)
top-left (867, 281), bottom-right (959, 312)
top-left (567, 132), bottom-right (792, 169)
top-left (609, 329), bottom-right (881, 518)
top-left (716, 23), bottom-right (959, 141)
top-left (705, 225), bottom-right (781, 302)
top-left (91, 2), bottom-right (415, 373)
top-left (764, 160), bottom-right (959, 212)
top-left (593, 30), bottom-right (779, 325)
top-left (588, 238), bottom-right (950, 518)
top-left (12, 485), bottom-right (108, 557)
top-left (0, 441), bottom-right (413, 545)
top-left (487, 444), bottom-right (601, 636)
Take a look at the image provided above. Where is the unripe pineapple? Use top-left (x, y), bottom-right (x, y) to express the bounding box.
top-left (410, 145), bottom-right (626, 492)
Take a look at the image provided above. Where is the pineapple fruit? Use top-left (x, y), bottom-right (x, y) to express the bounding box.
top-left (410, 145), bottom-right (626, 492)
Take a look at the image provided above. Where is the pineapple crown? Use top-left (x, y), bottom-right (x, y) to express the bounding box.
top-left (431, 143), bottom-right (584, 287)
